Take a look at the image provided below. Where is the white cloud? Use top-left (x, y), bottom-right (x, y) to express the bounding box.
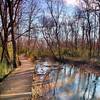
top-left (64, 0), bottom-right (80, 6)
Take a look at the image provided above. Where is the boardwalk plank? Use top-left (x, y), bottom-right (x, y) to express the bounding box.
top-left (0, 56), bottom-right (34, 100)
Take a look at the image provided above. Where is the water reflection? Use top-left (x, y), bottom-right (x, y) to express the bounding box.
top-left (32, 62), bottom-right (100, 100)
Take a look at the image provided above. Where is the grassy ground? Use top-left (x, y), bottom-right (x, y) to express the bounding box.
top-left (0, 62), bottom-right (13, 81)
top-left (0, 43), bottom-right (13, 81)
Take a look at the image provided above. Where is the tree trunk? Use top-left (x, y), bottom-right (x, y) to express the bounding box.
top-left (7, 0), bottom-right (17, 68)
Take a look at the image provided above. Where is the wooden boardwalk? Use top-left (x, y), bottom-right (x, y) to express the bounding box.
top-left (0, 56), bottom-right (34, 100)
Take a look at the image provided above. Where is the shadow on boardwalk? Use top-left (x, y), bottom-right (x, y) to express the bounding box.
top-left (0, 56), bottom-right (34, 100)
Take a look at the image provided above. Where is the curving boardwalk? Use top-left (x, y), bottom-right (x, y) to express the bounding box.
top-left (0, 56), bottom-right (34, 100)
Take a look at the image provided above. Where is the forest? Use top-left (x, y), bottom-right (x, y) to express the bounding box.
top-left (0, 0), bottom-right (100, 100)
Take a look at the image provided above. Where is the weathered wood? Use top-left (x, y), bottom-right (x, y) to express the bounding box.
top-left (0, 56), bottom-right (34, 100)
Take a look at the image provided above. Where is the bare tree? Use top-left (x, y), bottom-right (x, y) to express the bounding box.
top-left (0, 0), bottom-right (22, 67)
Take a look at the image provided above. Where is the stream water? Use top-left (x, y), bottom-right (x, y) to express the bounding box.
top-left (32, 61), bottom-right (100, 100)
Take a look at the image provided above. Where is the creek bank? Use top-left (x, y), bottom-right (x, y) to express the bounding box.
top-left (34, 56), bottom-right (100, 76)
top-left (55, 57), bottom-right (100, 76)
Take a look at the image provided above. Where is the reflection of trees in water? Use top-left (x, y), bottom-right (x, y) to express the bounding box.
top-left (90, 76), bottom-right (98, 100)
top-left (68, 66), bottom-right (73, 76)
top-left (83, 73), bottom-right (90, 100)
top-left (70, 67), bottom-right (99, 100)
top-left (78, 72), bottom-right (99, 100)
top-left (77, 69), bottom-right (81, 93)
top-left (33, 64), bottom-right (100, 100)
top-left (52, 66), bottom-right (77, 99)
top-left (42, 66), bottom-right (77, 99)
top-left (53, 69), bottom-right (60, 98)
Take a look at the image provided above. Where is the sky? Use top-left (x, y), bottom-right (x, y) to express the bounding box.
top-left (38, 0), bottom-right (81, 17)
top-left (64, 0), bottom-right (80, 6)
top-left (21, 0), bottom-right (82, 33)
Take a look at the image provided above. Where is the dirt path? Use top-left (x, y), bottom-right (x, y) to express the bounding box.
top-left (0, 56), bottom-right (34, 100)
